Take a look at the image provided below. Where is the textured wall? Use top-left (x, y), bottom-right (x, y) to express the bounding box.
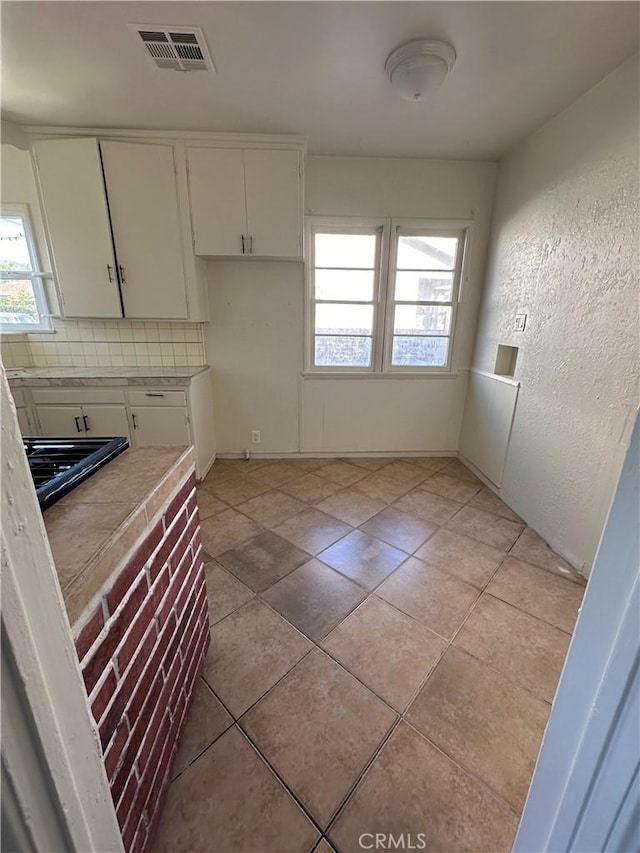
top-left (468, 55), bottom-right (640, 573)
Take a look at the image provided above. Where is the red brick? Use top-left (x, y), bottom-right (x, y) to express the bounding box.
top-left (175, 560), bottom-right (201, 621)
top-left (100, 623), bottom-right (155, 752)
top-left (83, 574), bottom-right (148, 695)
top-left (115, 768), bottom-right (138, 830)
top-left (145, 731), bottom-right (175, 827)
top-left (116, 576), bottom-right (165, 674)
top-left (145, 773), bottom-right (172, 853)
top-left (139, 657), bottom-right (180, 774)
top-left (104, 716), bottom-right (130, 782)
top-left (128, 713), bottom-right (171, 843)
top-left (169, 515), bottom-right (199, 575)
top-left (148, 513), bottom-right (184, 581)
top-left (131, 823), bottom-right (148, 853)
top-left (106, 521), bottom-right (163, 615)
top-left (91, 667), bottom-right (117, 725)
top-left (122, 808), bottom-right (146, 853)
top-left (147, 612), bottom-right (178, 687)
top-left (75, 606), bottom-right (104, 663)
top-left (164, 476), bottom-right (196, 530)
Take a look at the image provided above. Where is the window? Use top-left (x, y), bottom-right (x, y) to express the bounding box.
top-left (306, 218), bottom-right (467, 373)
top-left (0, 204), bottom-right (51, 333)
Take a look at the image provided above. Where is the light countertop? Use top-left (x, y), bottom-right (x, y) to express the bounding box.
top-left (44, 445), bottom-right (194, 625)
top-left (6, 365), bottom-right (209, 387)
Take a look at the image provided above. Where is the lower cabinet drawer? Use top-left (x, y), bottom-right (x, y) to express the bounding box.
top-left (31, 387), bottom-right (126, 405)
top-left (128, 389), bottom-right (186, 407)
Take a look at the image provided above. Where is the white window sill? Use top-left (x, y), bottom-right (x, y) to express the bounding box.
top-left (301, 370), bottom-right (462, 380)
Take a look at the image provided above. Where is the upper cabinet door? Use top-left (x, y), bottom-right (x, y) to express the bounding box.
top-left (187, 147), bottom-right (246, 256)
top-left (100, 141), bottom-right (187, 319)
top-left (33, 138), bottom-right (123, 318)
top-left (244, 149), bottom-right (301, 258)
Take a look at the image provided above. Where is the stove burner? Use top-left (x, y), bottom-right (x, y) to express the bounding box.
top-left (24, 436), bottom-right (129, 510)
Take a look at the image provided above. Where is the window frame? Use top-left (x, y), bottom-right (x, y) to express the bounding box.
top-left (383, 220), bottom-right (467, 373)
top-left (305, 216), bottom-right (471, 375)
top-left (0, 203), bottom-right (51, 334)
top-left (305, 217), bottom-right (390, 374)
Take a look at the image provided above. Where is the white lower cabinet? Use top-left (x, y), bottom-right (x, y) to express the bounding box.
top-left (129, 406), bottom-right (190, 446)
top-left (35, 405), bottom-right (85, 437)
top-left (35, 403), bottom-right (131, 440)
top-left (81, 405), bottom-right (131, 439)
top-left (16, 369), bottom-right (215, 479)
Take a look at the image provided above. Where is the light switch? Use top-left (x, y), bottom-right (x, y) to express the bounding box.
top-left (514, 314), bottom-right (527, 332)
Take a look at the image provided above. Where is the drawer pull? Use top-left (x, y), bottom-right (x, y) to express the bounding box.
top-left (132, 413), bottom-right (138, 430)
top-left (145, 393), bottom-right (165, 397)
top-left (119, 265), bottom-right (126, 284)
top-left (82, 415), bottom-right (90, 431)
top-left (107, 264), bottom-right (114, 283)
top-left (74, 416), bottom-right (82, 433)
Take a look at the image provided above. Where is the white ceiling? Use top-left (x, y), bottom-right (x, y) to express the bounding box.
top-left (2, 1), bottom-right (638, 159)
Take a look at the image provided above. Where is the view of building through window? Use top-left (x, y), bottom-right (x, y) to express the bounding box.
top-left (311, 224), bottom-right (462, 370)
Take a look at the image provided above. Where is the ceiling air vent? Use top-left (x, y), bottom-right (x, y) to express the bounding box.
top-left (134, 26), bottom-right (215, 72)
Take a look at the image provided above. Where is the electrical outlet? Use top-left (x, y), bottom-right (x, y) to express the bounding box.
top-left (251, 430), bottom-right (261, 444)
top-left (514, 314), bottom-right (527, 332)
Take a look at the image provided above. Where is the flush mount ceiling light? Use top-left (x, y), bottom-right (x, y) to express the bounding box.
top-left (385, 39), bottom-right (456, 101)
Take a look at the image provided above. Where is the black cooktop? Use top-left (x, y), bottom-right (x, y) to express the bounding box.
top-left (24, 436), bottom-right (129, 510)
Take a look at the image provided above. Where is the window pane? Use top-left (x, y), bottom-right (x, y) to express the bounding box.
top-left (394, 304), bottom-right (451, 336)
top-left (0, 216), bottom-right (33, 272)
top-left (315, 233), bottom-right (376, 268)
top-left (0, 279), bottom-right (40, 324)
top-left (392, 336), bottom-right (449, 367)
top-left (315, 303), bottom-right (374, 335)
top-left (395, 271), bottom-right (453, 302)
top-left (315, 269), bottom-right (374, 302)
top-left (396, 235), bottom-right (458, 271)
top-left (315, 335), bottom-right (372, 367)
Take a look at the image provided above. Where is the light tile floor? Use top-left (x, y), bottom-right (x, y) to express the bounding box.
top-left (152, 456), bottom-right (587, 853)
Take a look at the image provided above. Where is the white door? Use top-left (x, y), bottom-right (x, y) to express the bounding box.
top-left (244, 149), bottom-right (301, 258)
top-left (130, 406), bottom-right (190, 446)
top-left (35, 405), bottom-right (85, 437)
top-left (187, 147), bottom-right (247, 256)
top-left (32, 139), bottom-right (123, 318)
top-left (99, 141), bottom-right (188, 320)
top-left (80, 405), bottom-right (130, 439)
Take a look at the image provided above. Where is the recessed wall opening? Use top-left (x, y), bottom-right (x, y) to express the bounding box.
top-left (495, 344), bottom-right (519, 377)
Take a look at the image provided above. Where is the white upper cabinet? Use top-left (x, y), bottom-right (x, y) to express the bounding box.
top-left (32, 137), bottom-right (207, 321)
top-left (32, 138), bottom-right (123, 318)
top-left (188, 148), bottom-right (246, 256)
top-left (244, 149), bottom-right (301, 258)
top-left (100, 141), bottom-right (187, 319)
top-left (187, 146), bottom-right (302, 259)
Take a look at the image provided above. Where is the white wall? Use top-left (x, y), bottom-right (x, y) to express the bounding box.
top-left (206, 155), bottom-right (497, 454)
top-left (464, 56), bottom-right (640, 573)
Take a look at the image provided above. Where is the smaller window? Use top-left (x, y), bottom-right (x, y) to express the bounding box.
top-left (386, 229), bottom-right (464, 370)
top-left (310, 224), bottom-right (384, 370)
top-left (0, 204), bottom-right (51, 333)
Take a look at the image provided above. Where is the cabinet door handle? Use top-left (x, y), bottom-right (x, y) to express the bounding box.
top-left (132, 413), bottom-right (138, 430)
top-left (145, 392), bottom-right (165, 397)
top-left (249, 235), bottom-right (253, 255)
top-left (241, 234), bottom-right (245, 254)
top-left (119, 265), bottom-right (126, 284)
top-left (74, 416), bottom-right (82, 433)
top-left (107, 264), bottom-right (114, 283)
top-left (82, 415), bottom-right (90, 431)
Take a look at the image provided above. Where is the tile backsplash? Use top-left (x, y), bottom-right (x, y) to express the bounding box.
top-left (1, 318), bottom-right (206, 369)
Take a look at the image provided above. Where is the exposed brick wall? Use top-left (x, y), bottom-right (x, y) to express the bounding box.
top-left (73, 472), bottom-right (210, 853)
